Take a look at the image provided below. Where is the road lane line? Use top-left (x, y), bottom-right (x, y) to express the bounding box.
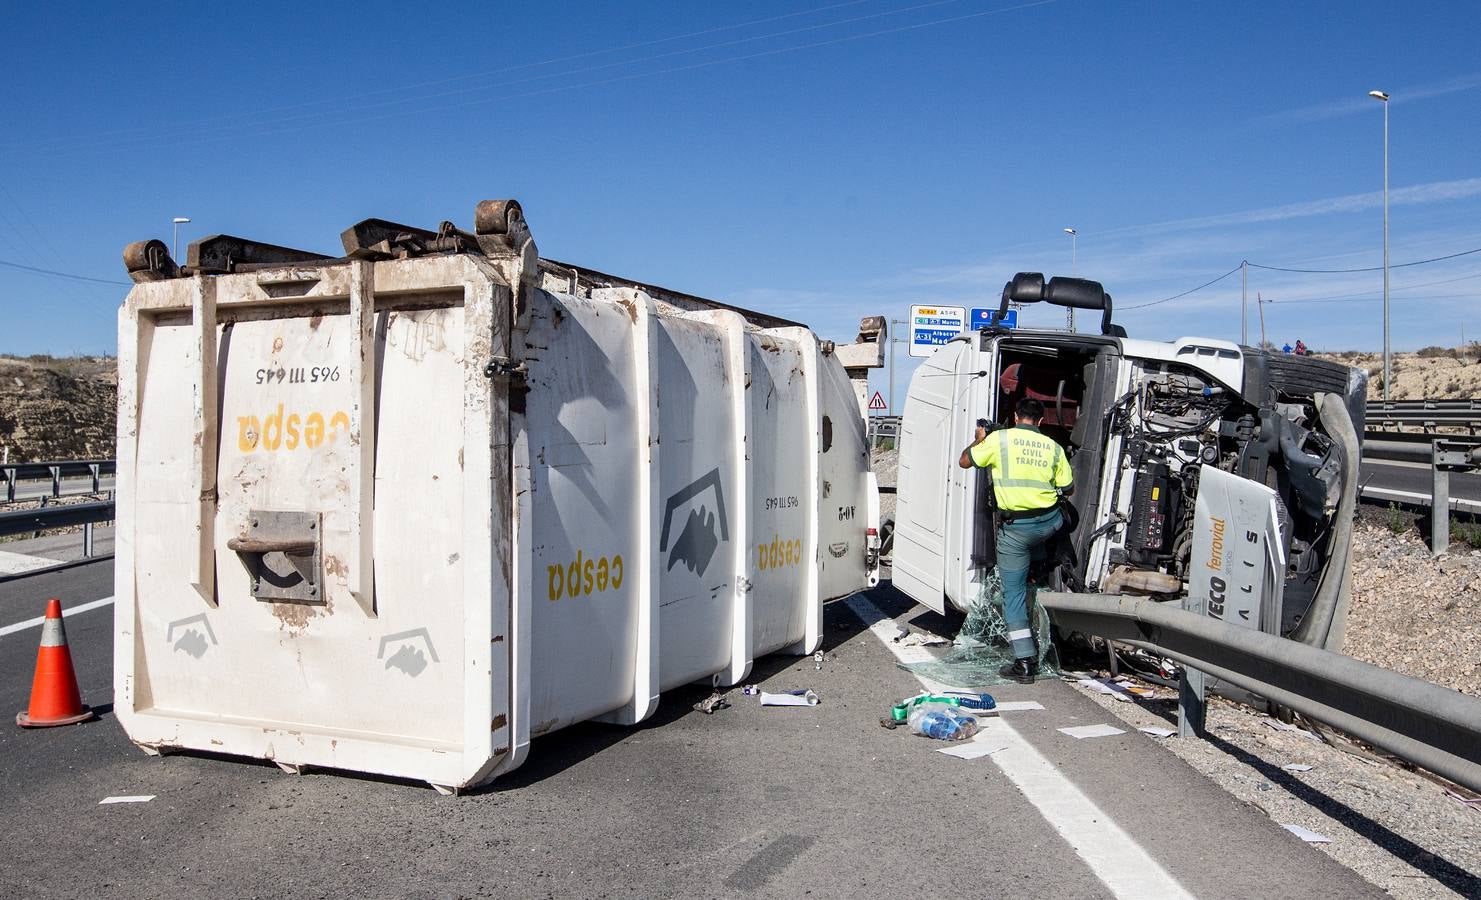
top-left (0, 596), bottom-right (115, 638)
top-left (1360, 485), bottom-right (1481, 510)
top-left (845, 592), bottom-right (1195, 900)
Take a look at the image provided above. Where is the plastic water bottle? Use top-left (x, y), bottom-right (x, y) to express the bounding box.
top-left (911, 706), bottom-right (979, 741)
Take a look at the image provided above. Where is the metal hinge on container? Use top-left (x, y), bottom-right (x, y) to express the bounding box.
top-left (227, 510), bottom-right (323, 604)
top-left (483, 356), bottom-right (528, 379)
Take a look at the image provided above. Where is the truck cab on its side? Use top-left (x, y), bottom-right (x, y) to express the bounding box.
top-left (891, 272), bottom-right (1364, 650)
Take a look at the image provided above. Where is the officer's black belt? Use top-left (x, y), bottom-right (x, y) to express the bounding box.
top-left (998, 505), bottom-right (1059, 523)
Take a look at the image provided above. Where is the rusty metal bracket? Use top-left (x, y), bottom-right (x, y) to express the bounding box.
top-left (122, 239), bottom-right (181, 282)
top-left (187, 235), bottom-right (331, 274)
top-left (230, 510), bottom-right (323, 605)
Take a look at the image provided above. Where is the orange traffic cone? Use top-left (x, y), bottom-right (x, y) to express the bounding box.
top-left (16, 598), bottom-right (94, 728)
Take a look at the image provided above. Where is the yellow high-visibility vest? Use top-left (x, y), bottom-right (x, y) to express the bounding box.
top-left (969, 425), bottom-right (1073, 511)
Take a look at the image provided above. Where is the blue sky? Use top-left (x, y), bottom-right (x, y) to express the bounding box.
top-left (3, 0), bottom-right (1480, 402)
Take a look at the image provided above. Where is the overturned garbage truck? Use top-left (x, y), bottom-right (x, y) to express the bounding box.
top-left (113, 200), bottom-right (881, 792)
top-left (891, 273), bottom-right (1364, 661)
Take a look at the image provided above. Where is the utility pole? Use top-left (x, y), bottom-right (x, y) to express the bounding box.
top-left (1240, 260), bottom-right (1248, 346)
top-left (1370, 90), bottom-right (1391, 401)
top-left (1257, 292), bottom-right (1267, 348)
top-left (1063, 228), bottom-right (1078, 332)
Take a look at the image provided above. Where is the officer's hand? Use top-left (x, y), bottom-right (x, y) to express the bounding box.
top-left (974, 425), bottom-right (988, 443)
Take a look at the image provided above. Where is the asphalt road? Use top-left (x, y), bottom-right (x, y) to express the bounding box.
top-left (1361, 459), bottom-right (1481, 510)
top-left (0, 563), bottom-right (1381, 899)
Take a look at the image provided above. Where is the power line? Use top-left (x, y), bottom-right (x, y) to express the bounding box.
top-left (1265, 291), bottom-right (1479, 305)
top-left (3, 0), bottom-right (880, 154)
top-left (0, 258), bottom-right (129, 286)
top-left (23, 0), bottom-right (1039, 159)
top-left (1123, 245), bottom-right (1481, 312)
top-left (1121, 264), bottom-right (1242, 310)
top-left (1246, 245), bottom-right (1481, 273)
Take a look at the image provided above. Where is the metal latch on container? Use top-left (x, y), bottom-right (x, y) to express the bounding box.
top-left (228, 510), bottom-right (323, 605)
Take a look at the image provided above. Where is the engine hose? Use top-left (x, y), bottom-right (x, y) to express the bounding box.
top-left (1288, 391), bottom-right (1359, 651)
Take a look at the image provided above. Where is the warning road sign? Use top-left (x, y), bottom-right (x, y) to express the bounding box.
top-left (868, 391), bottom-right (887, 412)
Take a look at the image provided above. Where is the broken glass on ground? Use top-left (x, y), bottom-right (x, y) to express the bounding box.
top-left (901, 569), bottom-right (1061, 689)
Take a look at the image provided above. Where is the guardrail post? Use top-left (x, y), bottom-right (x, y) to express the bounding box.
top-left (1432, 441), bottom-right (1450, 556)
top-left (49, 466), bottom-right (60, 498)
top-left (90, 463), bottom-right (100, 493)
top-left (83, 522), bottom-right (94, 559)
top-left (1178, 592), bottom-right (1207, 738)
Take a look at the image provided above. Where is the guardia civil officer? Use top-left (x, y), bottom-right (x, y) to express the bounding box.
top-left (958, 397), bottom-right (1073, 684)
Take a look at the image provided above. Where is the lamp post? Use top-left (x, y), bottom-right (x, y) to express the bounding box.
top-left (1063, 227), bottom-right (1077, 331)
top-left (172, 216), bottom-right (192, 263)
top-left (1369, 90), bottom-right (1390, 401)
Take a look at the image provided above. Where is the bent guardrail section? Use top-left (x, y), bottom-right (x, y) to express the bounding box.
top-left (1038, 590), bottom-right (1481, 794)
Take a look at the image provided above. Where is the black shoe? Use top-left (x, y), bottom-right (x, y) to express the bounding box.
top-left (999, 657), bottom-right (1037, 684)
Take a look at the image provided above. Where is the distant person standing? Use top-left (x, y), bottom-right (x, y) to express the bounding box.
top-left (1294, 339), bottom-right (1309, 356)
top-left (958, 398), bottom-right (1073, 684)
top-left (1282, 342), bottom-right (1293, 354)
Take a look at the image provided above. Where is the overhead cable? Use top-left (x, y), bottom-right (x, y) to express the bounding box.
top-left (1247, 245), bottom-right (1481, 273)
top-left (0, 258), bottom-right (129, 286)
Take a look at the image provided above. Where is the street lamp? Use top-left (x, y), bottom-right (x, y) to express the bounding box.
top-left (1369, 90), bottom-right (1390, 401)
top-left (1063, 227), bottom-right (1078, 331)
top-left (172, 217), bottom-right (191, 263)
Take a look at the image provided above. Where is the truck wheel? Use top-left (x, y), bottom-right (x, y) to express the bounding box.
top-left (1260, 351), bottom-right (1351, 398)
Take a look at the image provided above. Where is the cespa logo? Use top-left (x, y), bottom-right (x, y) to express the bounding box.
top-left (548, 550), bottom-right (625, 601)
top-left (757, 536), bottom-right (803, 571)
top-left (236, 404), bottom-right (350, 453)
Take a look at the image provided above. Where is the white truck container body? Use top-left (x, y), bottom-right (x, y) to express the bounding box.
top-left (114, 201), bottom-right (877, 792)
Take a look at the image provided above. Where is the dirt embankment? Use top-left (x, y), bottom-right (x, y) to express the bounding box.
top-left (1315, 347), bottom-right (1481, 401)
top-left (0, 355), bottom-right (117, 462)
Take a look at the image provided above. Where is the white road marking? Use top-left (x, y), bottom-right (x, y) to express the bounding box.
top-left (1360, 485), bottom-right (1481, 510)
top-left (99, 795), bottom-right (154, 805)
top-left (845, 593), bottom-right (1195, 900)
top-left (0, 596), bottom-right (115, 638)
top-left (0, 550), bottom-right (65, 576)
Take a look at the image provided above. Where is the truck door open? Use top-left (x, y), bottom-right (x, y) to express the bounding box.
top-left (892, 335), bottom-right (996, 614)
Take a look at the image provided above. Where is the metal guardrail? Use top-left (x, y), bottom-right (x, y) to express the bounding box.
top-left (1362, 433), bottom-right (1481, 552)
top-left (1039, 591), bottom-right (1481, 794)
top-left (868, 415), bottom-right (901, 449)
top-left (1366, 399), bottom-right (1481, 433)
top-left (1, 459), bottom-right (117, 563)
top-left (2, 459), bottom-right (115, 502)
top-left (0, 501), bottom-right (116, 538)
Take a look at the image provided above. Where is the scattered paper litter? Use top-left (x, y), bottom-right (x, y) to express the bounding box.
top-left (1281, 763), bottom-right (1314, 772)
top-left (1138, 726), bottom-right (1176, 738)
top-left (759, 691), bottom-right (816, 707)
top-left (937, 740), bottom-right (1010, 760)
top-left (1262, 720), bottom-right (1322, 742)
top-left (1077, 678), bottom-right (1133, 702)
top-left (993, 700), bottom-right (1045, 712)
top-left (899, 633), bottom-right (950, 648)
top-left (1280, 824), bottom-right (1332, 843)
top-left (1058, 723), bottom-right (1126, 740)
top-left (1444, 789), bottom-right (1481, 806)
top-left (99, 795), bottom-right (155, 805)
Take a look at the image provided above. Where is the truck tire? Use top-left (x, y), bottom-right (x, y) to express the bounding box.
top-left (1257, 351), bottom-right (1352, 398)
